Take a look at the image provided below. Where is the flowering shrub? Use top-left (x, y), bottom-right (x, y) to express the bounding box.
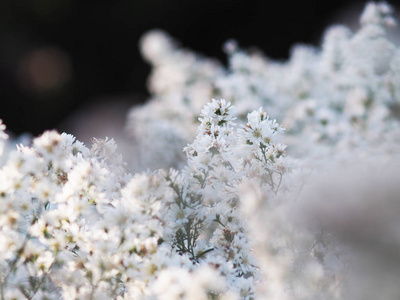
top-left (1, 2), bottom-right (400, 299)
top-left (128, 1), bottom-right (400, 170)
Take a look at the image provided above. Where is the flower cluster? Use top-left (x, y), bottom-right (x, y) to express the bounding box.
top-left (127, 1), bottom-right (400, 169)
top-left (1, 1), bottom-right (400, 299)
top-left (1, 98), bottom-right (345, 299)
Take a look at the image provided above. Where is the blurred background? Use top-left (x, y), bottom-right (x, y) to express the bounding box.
top-left (0, 0), bottom-right (377, 142)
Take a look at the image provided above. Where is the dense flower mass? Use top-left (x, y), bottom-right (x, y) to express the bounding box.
top-left (1, 2), bottom-right (400, 299)
top-left (127, 1), bottom-right (400, 171)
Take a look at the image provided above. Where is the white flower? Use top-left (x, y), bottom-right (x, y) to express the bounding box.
top-left (200, 99), bottom-right (237, 126)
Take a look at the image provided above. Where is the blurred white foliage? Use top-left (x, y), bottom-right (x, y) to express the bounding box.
top-left (297, 157), bottom-right (400, 300)
top-left (128, 1), bottom-right (400, 170)
top-left (0, 120), bottom-right (8, 158)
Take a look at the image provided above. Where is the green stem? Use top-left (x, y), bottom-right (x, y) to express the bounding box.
top-left (196, 248), bottom-right (214, 260)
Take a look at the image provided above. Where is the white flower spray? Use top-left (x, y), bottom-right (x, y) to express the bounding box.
top-left (1, 2), bottom-right (400, 299)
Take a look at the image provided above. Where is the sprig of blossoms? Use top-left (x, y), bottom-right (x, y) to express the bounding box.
top-left (0, 99), bottom-right (291, 299)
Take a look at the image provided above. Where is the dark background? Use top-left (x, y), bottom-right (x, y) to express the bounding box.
top-left (0, 0), bottom-right (369, 136)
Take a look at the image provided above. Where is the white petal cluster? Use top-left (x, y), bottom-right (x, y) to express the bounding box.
top-left (127, 30), bottom-right (223, 171)
top-left (0, 98), bottom-right (298, 299)
top-left (128, 1), bottom-right (400, 168)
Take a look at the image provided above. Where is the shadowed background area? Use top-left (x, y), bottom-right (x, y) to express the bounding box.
top-left (0, 0), bottom-right (370, 139)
